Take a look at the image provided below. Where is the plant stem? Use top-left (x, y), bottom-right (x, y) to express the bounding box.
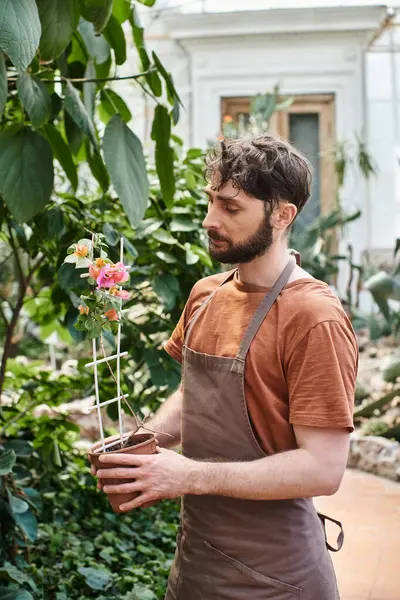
top-left (8, 69), bottom-right (156, 85)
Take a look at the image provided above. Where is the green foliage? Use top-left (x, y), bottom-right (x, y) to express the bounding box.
top-left (103, 114), bottom-right (149, 227)
top-left (1, 419), bottom-right (179, 599)
top-left (289, 208), bottom-right (361, 284)
top-left (0, 126), bottom-right (54, 222)
top-left (0, 0), bottom-right (41, 72)
top-left (364, 239), bottom-right (400, 340)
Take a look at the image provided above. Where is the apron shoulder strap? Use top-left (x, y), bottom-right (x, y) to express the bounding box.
top-left (231, 256), bottom-right (296, 374)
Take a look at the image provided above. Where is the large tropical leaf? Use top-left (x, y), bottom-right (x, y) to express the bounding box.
top-left (103, 15), bottom-right (126, 65)
top-left (0, 0), bottom-right (41, 72)
top-left (17, 73), bottom-right (51, 128)
top-left (78, 19), bottom-right (110, 65)
top-left (151, 105), bottom-right (175, 208)
top-left (36, 0), bottom-right (79, 61)
top-left (103, 115), bottom-right (149, 227)
top-left (64, 81), bottom-right (97, 149)
top-left (80, 0), bottom-right (113, 34)
top-left (0, 126), bottom-right (53, 222)
top-left (42, 123), bottom-right (78, 190)
top-left (0, 53), bottom-right (6, 119)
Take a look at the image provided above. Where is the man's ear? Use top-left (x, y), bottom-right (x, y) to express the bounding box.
top-left (273, 202), bottom-right (297, 231)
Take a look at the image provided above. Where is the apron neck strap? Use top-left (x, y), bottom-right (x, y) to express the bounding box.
top-left (231, 256), bottom-right (296, 373)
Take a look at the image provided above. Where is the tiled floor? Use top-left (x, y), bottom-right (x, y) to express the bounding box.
top-left (315, 469), bottom-right (400, 600)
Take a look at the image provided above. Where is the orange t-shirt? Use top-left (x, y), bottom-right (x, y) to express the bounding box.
top-left (164, 271), bottom-right (358, 455)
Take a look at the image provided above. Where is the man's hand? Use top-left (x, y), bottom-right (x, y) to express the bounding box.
top-left (94, 448), bottom-right (195, 511)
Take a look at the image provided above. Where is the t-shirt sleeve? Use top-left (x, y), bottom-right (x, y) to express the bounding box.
top-left (287, 320), bottom-right (358, 431)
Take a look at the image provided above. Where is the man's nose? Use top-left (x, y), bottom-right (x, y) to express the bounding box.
top-left (202, 205), bottom-right (221, 230)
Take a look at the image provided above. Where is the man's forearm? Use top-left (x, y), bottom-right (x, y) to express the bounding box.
top-left (144, 385), bottom-right (182, 448)
top-left (187, 448), bottom-right (343, 500)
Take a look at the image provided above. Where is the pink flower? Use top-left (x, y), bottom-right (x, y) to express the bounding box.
top-left (110, 262), bottom-right (129, 284)
top-left (89, 264), bottom-right (101, 280)
top-left (115, 290), bottom-right (129, 299)
top-left (104, 308), bottom-right (119, 321)
top-left (96, 262), bottom-right (129, 289)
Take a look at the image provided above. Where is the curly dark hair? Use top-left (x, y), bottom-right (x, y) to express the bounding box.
top-left (204, 135), bottom-right (312, 217)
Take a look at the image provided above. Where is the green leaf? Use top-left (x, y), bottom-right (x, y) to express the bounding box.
top-left (0, 449), bottom-right (16, 475)
top-left (0, 126), bottom-right (53, 222)
top-left (147, 71), bottom-right (162, 98)
top-left (83, 59), bottom-right (96, 118)
top-left (0, 52), bottom-right (6, 119)
top-left (78, 567), bottom-right (111, 590)
top-left (152, 230), bottom-right (177, 245)
top-left (185, 246), bottom-right (199, 265)
top-left (102, 222), bottom-right (119, 246)
top-left (78, 19), bottom-right (110, 65)
top-left (95, 53), bottom-right (111, 80)
top-left (3, 440), bottom-right (33, 457)
top-left (42, 123), bottom-right (78, 190)
top-left (80, 0), bottom-right (113, 34)
top-left (0, 587), bottom-right (33, 600)
top-left (0, 0), bottom-right (41, 72)
top-left (152, 51), bottom-right (182, 108)
top-left (21, 487), bottom-right (42, 512)
top-left (151, 105), bottom-right (175, 208)
top-left (85, 140), bottom-right (109, 192)
top-left (58, 264), bottom-right (88, 292)
top-left (14, 509), bottom-right (38, 541)
top-left (136, 0), bottom-right (156, 6)
top-left (152, 274), bottom-right (180, 311)
top-left (7, 491), bottom-right (29, 515)
top-left (155, 250), bottom-right (177, 264)
top-left (170, 217), bottom-right (197, 232)
top-left (103, 115), bottom-right (149, 227)
top-left (134, 218), bottom-right (162, 238)
top-left (64, 110), bottom-right (84, 155)
top-left (37, 0), bottom-right (79, 61)
top-left (122, 235), bottom-right (138, 258)
top-left (103, 15), bottom-right (126, 65)
top-left (16, 73), bottom-right (51, 128)
top-left (113, 0), bottom-right (132, 23)
top-left (129, 7), bottom-right (149, 69)
top-left (190, 245), bottom-right (213, 268)
top-left (0, 561), bottom-right (36, 590)
top-left (64, 81), bottom-right (97, 149)
top-left (99, 89), bottom-right (131, 123)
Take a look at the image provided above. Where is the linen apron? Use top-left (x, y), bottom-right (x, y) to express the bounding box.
top-left (165, 256), bottom-right (343, 600)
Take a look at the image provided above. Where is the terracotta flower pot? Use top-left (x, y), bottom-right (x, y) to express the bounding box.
top-left (89, 432), bottom-right (157, 513)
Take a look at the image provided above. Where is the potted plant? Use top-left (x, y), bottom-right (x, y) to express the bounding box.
top-left (63, 231), bottom-right (157, 512)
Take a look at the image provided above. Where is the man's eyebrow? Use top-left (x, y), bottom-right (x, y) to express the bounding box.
top-left (203, 189), bottom-right (242, 203)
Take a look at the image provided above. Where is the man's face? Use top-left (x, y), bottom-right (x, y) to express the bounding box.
top-left (202, 181), bottom-right (274, 264)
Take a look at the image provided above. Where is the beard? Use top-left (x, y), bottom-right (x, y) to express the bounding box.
top-left (208, 210), bottom-right (274, 264)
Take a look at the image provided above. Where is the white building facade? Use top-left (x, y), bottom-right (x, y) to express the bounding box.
top-left (124, 0), bottom-right (400, 299)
